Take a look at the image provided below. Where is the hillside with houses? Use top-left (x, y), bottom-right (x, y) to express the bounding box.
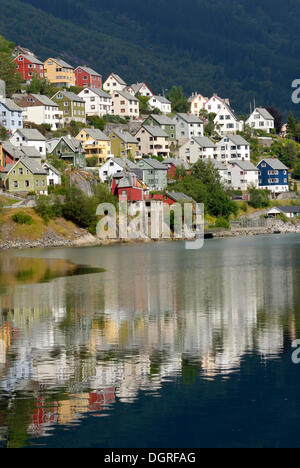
top-left (0, 35), bottom-right (300, 245)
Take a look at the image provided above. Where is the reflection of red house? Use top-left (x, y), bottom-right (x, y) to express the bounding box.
top-left (112, 172), bottom-right (148, 202)
top-left (89, 388), bottom-right (115, 411)
top-left (74, 66), bottom-right (102, 89)
top-left (14, 54), bottom-right (44, 81)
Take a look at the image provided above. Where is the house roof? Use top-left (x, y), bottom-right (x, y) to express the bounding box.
top-left (203, 159), bottom-right (227, 171)
top-left (111, 130), bottom-right (138, 144)
top-left (128, 83), bottom-right (150, 95)
top-left (176, 113), bottom-right (204, 124)
top-left (54, 91), bottom-right (84, 103)
top-left (61, 136), bottom-right (84, 153)
top-left (224, 134), bottom-right (250, 146)
top-left (82, 88), bottom-right (110, 99)
top-left (76, 66), bottom-right (101, 77)
top-left (276, 206), bottom-right (300, 214)
top-left (42, 161), bottom-right (62, 175)
top-left (81, 128), bottom-right (110, 141)
top-left (4, 157), bottom-right (47, 175)
top-left (115, 89), bottom-right (139, 102)
top-left (19, 146), bottom-right (42, 158)
top-left (0, 98), bottom-right (23, 112)
top-left (30, 94), bottom-right (58, 107)
top-left (52, 57), bottom-right (74, 69)
top-left (166, 191), bottom-right (194, 203)
top-left (14, 128), bottom-right (46, 141)
top-left (192, 136), bottom-right (216, 148)
top-left (18, 54), bottom-right (43, 65)
top-left (259, 159), bottom-right (289, 170)
top-left (230, 161), bottom-right (258, 171)
top-left (162, 158), bottom-right (190, 170)
top-left (255, 108), bottom-right (274, 120)
top-left (140, 125), bottom-right (168, 138)
top-left (109, 157), bottom-right (137, 169)
top-left (106, 73), bottom-right (126, 86)
top-left (2, 141), bottom-right (41, 159)
top-left (138, 158), bottom-right (167, 170)
top-left (151, 95), bottom-right (171, 105)
top-left (146, 114), bottom-right (174, 125)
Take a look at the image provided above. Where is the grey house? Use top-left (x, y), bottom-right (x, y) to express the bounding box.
top-left (135, 158), bottom-right (168, 191)
top-left (173, 113), bottom-right (204, 140)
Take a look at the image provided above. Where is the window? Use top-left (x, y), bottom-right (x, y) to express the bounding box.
top-left (25, 180), bottom-right (30, 188)
top-left (19, 167), bottom-right (23, 175)
top-left (13, 181), bottom-right (18, 188)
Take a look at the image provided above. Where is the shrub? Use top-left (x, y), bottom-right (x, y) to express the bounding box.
top-left (214, 217), bottom-right (230, 229)
top-left (35, 196), bottom-right (63, 223)
top-left (12, 212), bottom-right (34, 225)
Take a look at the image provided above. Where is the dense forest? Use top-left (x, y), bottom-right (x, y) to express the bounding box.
top-left (0, 0), bottom-right (300, 115)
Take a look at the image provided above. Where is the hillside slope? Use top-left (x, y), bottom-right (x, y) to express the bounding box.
top-left (0, 0), bottom-right (299, 115)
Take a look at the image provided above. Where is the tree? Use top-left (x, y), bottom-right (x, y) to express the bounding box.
top-left (27, 73), bottom-right (57, 98)
top-left (167, 86), bottom-right (189, 113)
top-left (136, 92), bottom-right (150, 113)
top-left (266, 106), bottom-right (283, 134)
top-left (0, 52), bottom-right (22, 97)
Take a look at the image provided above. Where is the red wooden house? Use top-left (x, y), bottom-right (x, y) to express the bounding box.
top-left (112, 171), bottom-right (147, 202)
top-left (14, 54), bottom-right (44, 81)
top-left (74, 66), bottom-right (102, 89)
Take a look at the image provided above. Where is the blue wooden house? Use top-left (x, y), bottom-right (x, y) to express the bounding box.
top-left (257, 159), bottom-right (289, 194)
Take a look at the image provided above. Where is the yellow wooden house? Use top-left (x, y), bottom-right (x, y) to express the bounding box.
top-left (44, 57), bottom-right (75, 88)
top-left (109, 129), bottom-right (140, 160)
top-left (76, 128), bottom-right (112, 165)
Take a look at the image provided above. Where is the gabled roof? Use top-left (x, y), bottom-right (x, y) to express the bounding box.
top-left (111, 129), bottom-right (138, 144)
top-left (137, 158), bottom-right (167, 170)
top-left (50, 57), bottom-right (74, 69)
top-left (165, 191), bottom-right (194, 203)
top-left (30, 94), bottom-right (57, 107)
top-left (105, 73), bottom-right (126, 86)
top-left (42, 161), bottom-right (62, 176)
top-left (203, 159), bottom-right (227, 171)
top-left (258, 159), bottom-right (289, 170)
top-left (75, 66), bottom-right (101, 77)
top-left (114, 89), bottom-right (139, 102)
top-left (151, 95), bottom-right (171, 105)
top-left (108, 157), bottom-right (137, 169)
top-left (53, 91), bottom-right (84, 103)
top-left (81, 88), bottom-right (110, 99)
top-left (175, 113), bottom-right (204, 124)
top-left (192, 136), bottom-right (216, 148)
top-left (223, 134), bottom-right (250, 146)
top-left (139, 125), bottom-right (168, 138)
top-left (4, 157), bottom-right (47, 175)
top-left (80, 128), bottom-right (110, 141)
top-left (19, 146), bottom-right (42, 158)
top-left (230, 161), bottom-right (258, 171)
top-left (275, 206), bottom-right (300, 214)
top-left (146, 114), bottom-right (174, 125)
top-left (0, 98), bottom-right (23, 112)
top-left (254, 108), bottom-right (274, 120)
top-left (14, 128), bottom-right (46, 141)
top-left (162, 158), bottom-right (190, 170)
top-left (16, 54), bottom-right (43, 65)
top-left (215, 102), bottom-right (239, 122)
top-left (127, 83), bottom-right (151, 95)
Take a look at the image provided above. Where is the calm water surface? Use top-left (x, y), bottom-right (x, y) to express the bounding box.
top-left (0, 235), bottom-right (300, 448)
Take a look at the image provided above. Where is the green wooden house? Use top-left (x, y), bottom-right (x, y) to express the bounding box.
top-left (1, 157), bottom-right (48, 194)
top-left (52, 91), bottom-right (86, 125)
top-left (142, 114), bottom-right (177, 142)
top-left (47, 136), bottom-right (86, 168)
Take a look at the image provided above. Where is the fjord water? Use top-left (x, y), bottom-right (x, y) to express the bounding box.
top-left (0, 235), bottom-right (300, 448)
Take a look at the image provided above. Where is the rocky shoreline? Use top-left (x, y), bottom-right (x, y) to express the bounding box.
top-left (0, 220), bottom-right (299, 250)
